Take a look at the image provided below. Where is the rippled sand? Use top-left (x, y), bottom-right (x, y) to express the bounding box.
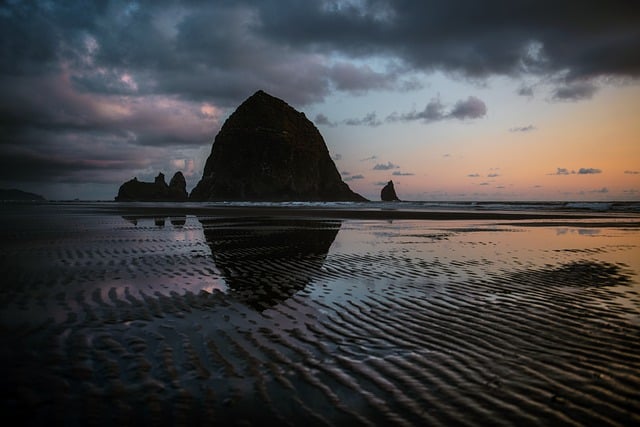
top-left (1, 204), bottom-right (639, 426)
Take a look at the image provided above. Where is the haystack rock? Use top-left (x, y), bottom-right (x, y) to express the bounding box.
top-left (115, 171), bottom-right (188, 201)
top-left (381, 180), bottom-right (400, 201)
top-left (190, 90), bottom-right (367, 202)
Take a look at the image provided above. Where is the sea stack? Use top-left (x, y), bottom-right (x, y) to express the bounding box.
top-left (381, 180), bottom-right (400, 201)
top-left (190, 90), bottom-right (367, 202)
top-left (115, 171), bottom-right (188, 201)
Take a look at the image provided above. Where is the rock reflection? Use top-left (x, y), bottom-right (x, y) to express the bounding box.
top-left (198, 217), bottom-right (341, 310)
top-left (121, 215), bottom-right (186, 228)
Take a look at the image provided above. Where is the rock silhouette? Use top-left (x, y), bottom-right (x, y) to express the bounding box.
top-left (381, 180), bottom-right (400, 201)
top-left (115, 171), bottom-right (188, 201)
top-left (190, 90), bottom-right (366, 201)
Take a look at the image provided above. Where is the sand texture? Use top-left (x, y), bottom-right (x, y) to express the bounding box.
top-left (1, 203), bottom-right (639, 426)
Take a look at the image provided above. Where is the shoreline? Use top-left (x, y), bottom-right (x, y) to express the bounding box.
top-left (1, 202), bottom-right (639, 426)
top-left (31, 201), bottom-right (640, 224)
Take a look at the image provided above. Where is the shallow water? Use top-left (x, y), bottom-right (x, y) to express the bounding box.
top-left (1, 205), bottom-right (639, 426)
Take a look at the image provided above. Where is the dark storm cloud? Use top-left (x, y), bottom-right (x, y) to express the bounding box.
top-left (254, 0), bottom-right (640, 82)
top-left (3, 0), bottom-right (639, 106)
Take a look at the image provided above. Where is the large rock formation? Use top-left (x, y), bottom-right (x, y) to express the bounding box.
top-left (115, 172), bottom-right (188, 201)
top-left (190, 90), bottom-right (367, 202)
top-left (380, 180), bottom-right (400, 201)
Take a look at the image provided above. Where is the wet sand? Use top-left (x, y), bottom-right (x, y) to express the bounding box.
top-left (1, 203), bottom-right (639, 426)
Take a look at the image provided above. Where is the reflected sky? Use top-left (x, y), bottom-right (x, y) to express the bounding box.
top-left (0, 207), bottom-right (638, 325)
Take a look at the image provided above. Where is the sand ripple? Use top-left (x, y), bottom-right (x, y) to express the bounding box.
top-left (1, 210), bottom-right (639, 426)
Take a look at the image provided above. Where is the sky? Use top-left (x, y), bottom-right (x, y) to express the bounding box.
top-left (1, 0), bottom-right (639, 201)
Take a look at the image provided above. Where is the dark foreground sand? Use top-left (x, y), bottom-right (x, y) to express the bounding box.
top-left (1, 203), bottom-right (639, 426)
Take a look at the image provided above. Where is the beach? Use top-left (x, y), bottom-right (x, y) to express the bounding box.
top-left (1, 202), bottom-right (639, 426)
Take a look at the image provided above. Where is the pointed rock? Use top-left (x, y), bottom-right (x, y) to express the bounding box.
top-left (190, 90), bottom-right (367, 202)
top-left (168, 171), bottom-right (188, 200)
top-left (381, 180), bottom-right (400, 201)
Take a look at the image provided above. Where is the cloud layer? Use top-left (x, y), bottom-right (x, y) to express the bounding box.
top-left (1, 0), bottom-right (638, 196)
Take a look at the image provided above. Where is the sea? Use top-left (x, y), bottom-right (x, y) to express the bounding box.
top-left (3, 199), bottom-right (640, 214)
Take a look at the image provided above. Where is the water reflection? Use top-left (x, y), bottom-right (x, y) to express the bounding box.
top-left (555, 227), bottom-right (601, 236)
top-left (122, 215), bottom-right (187, 228)
top-left (198, 217), bottom-right (341, 310)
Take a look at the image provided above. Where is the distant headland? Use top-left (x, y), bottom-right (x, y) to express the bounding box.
top-left (0, 188), bottom-right (46, 201)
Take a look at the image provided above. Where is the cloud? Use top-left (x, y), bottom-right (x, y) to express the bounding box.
top-left (552, 81), bottom-right (599, 101)
top-left (467, 173), bottom-right (480, 177)
top-left (517, 86), bottom-right (535, 97)
top-left (392, 171), bottom-right (414, 176)
top-left (487, 173), bottom-right (500, 178)
top-left (315, 113), bottom-right (336, 127)
top-left (343, 112), bottom-right (382, 127)
top-left (509, 125), bottom-right (536, 133)
top-left (373, 162), bottom-right (400, 170)
top-left (549, 167), bottom-right (602, 175)
top-left (328, 61), bottom-right (410, 93)
top-left (448, 96), bottom-right (487, 120)
top-left (387, 95), bottom-right (487, 124)
top-left (255, 1), bottom-right (640, 82)
top-left (552, 168), bottom-right (572, 175)
top-left (388, 97), bottom-right (446, 122)
top-left (343, 174), bottom-right (365, 181)
top-left (577, 168), bottom-right (602, 175)
top-left (589, 187), bottom-right (609, 194)
top-left (624, 170), bottom-right (639, 175)
top-left (360, 155), bottom-right (378, 162)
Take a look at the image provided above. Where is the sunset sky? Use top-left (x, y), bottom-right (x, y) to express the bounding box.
top-left (1, 0), bottom-right (639, 201)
